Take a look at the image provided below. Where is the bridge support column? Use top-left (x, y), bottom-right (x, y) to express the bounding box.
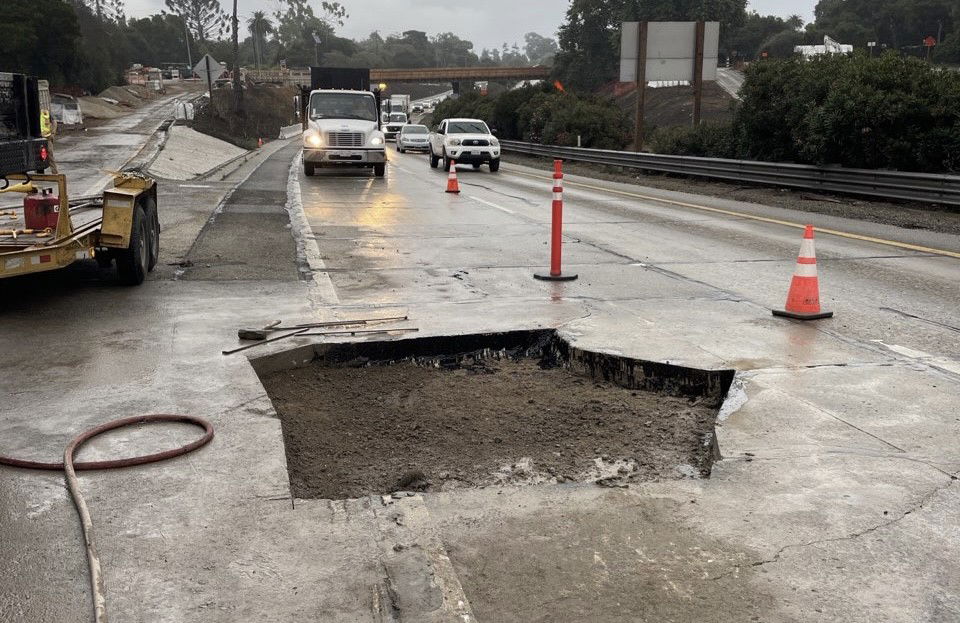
top-left (451, 81), bottom-right (461, 97)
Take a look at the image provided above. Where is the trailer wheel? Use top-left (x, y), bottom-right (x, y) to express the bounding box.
top-left (143, 196), bottom-right (160, 271)
top-left (304, 162), bottom-right (315, 177)
top-left (373, 163), bottom-right (385, 177)
top-left (117, 205), bottom-right (148, 286)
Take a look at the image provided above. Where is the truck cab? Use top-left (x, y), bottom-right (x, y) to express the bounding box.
top-left (302, 89), bottom-right (386, 177)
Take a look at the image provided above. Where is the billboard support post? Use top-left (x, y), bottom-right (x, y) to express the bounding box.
top-left (693, 20), bottom-right (705, 127)
top-left (634, 21), bottom-right (648, 152)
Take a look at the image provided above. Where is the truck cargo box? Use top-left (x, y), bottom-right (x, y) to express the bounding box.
top-left (310, 67), bottom-right (371, 91)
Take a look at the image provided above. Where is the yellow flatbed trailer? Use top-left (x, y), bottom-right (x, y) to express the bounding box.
top-left (0, 172), bottom-right (159, 285)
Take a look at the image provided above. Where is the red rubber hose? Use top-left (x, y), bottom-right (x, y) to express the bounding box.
top-left (0, 414), bottom-right (215, 623)
top-left (0, 414), bottom-right (214, 470)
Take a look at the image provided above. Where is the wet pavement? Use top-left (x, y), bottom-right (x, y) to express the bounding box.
top-left (1, 140), bottom-right (958, 621)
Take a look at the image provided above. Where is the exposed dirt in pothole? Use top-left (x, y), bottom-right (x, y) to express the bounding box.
top-left (263, 357), bottom-right (720, 499)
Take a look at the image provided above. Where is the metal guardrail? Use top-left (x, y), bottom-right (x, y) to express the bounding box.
top-left (499, 140), bottom-right (960, 206)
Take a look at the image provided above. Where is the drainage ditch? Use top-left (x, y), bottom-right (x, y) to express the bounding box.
top-left (253, 330), bottom-right (734, 500)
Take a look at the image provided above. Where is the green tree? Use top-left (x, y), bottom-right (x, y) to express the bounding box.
top-left (164, 0), bottom-right (226, 43)
top-left (813, 0), bottom-right (955, 51)
top-left (524, 32), bottom-right (559, 65)
top-left (247, 11), bottom-right (273, 69)
top-left (0, 0), bottom-right (80, 85)
top-left (273, 0), bottom-right (349, 66)
top-left (724, 12), bottom-right (803, 60)
top-left (127, 14), bottom-right (191, 67)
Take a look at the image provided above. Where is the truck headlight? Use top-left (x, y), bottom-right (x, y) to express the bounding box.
top-left (305, 132), bottom-right (322, 147)
top-left (490, 138), bottom-right (499, 146)
top-left (370, 136), bottom-right (384, 146)
top-left (447, 138), bottom-right (462, 146)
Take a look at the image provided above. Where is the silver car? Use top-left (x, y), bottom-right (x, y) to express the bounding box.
top-left (396, 124), bottom-right (431, 153)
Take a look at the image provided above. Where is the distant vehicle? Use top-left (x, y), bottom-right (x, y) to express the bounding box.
top-left (429, 118), bottom-right (500, 172)
top-left (298, 67), bottom-right (386, 177)
top-left (389, 94), bottom-right (411, 115)
top-left (411, 104), bottom-right (424, 114)
top-left (383, 112), bottom-right (408, 141)
top-left (51, 94), bottom-right (83, 126)
top-left (396, 124), bottom-right (430, 153)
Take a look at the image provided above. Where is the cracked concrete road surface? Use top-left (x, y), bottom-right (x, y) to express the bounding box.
top-left (1, 134), bottom-right (959, 622)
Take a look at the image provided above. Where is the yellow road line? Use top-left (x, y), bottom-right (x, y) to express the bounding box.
top-left (506, 169), bottom-right (960, 260)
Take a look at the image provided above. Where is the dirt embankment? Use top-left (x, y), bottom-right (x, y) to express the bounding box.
top-left (192, 84), bottom-right (298, 150)
top-left (616, 81), bottom-right (737, 131)
top-left (263, 357), bottom-right (719, 500)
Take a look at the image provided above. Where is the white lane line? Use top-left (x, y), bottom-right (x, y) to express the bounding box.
top-left (467, 194), bottom-right (515, 214)
top-left (179, 184), bottom-right (212, 189)
top-left (285, 150), bottom-right (340, 305)
top-left (872, 340), bottom-right (960, 376)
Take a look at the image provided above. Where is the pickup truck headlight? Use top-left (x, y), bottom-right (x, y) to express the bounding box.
top-left (305, 132), bottom-right (322, 147)
top-left (490, 138), bottom-right (500, 146)
top-left (447, 138), bottom-right (462, 146)
top-left (370, 136), bottom-right (384, 146)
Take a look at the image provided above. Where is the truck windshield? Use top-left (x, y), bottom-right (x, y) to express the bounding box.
top-left (309, 93), bottom-right (377, 121)
top-left (389, 114), bottom-right (407, 123)
top-left (447, 121), bottom-right (489, 134)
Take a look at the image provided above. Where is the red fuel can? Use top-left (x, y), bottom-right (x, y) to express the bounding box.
top-left (23, 191), bottom-right (60, 230)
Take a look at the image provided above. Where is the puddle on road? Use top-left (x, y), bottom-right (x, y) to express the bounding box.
top-left (255, 330), bottom-right (734, 500)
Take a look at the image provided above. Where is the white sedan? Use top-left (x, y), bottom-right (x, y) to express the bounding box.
top-left (396, 124), bottom-right (431, 153)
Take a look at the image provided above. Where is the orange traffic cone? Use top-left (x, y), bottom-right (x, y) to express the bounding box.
top-left (445, 159), bottom-right (460, 194)
top-left (257, 137), bottom-right (264, 148)
top-left (773, 225), bottom-right (833, 320)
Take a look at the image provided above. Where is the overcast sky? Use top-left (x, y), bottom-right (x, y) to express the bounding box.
top-left (125, 0), bottom-right (818, 52)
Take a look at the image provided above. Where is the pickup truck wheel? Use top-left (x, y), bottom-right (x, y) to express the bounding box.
top-left (429, 151), bottom-right (439, 168)
top-left (489, 158), bottom-right (501, 172)
top-left (442, 153), bottom-right (451, 171)
top-left (374, 163), bottom-right (386, 177)
top-left (304, 162), bottom-right (315, 176)
top-left (116, 205), bottom-right (148, 286)
top-left (143, 196), bottom-right (160, 271)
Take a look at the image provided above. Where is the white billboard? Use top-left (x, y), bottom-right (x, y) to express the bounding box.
top-left (620, 22), bottom-right (720, 83)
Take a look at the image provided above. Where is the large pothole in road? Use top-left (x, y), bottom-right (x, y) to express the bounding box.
top-left (254, 330), bottom-right (734, 500)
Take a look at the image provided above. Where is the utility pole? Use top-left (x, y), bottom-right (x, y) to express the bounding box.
top-left (231, 0), bottom-right (242, 112)
top-left (183, 19), bottom-right (193, 76)
top-left (312, 32), bottom-right (322, 66)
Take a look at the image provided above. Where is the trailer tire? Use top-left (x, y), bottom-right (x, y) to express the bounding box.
top-left (304, 162), bottom-right (315, 177)
top-left (143, 196), bottom-right (160, 271)
top-left (116, 205), bottom-right (148, 286)
top-left (374, 163), bottom-right (386, 177)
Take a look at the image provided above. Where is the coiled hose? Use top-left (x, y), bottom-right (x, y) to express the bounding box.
top-left (0, 414), bottom-right (215, 623)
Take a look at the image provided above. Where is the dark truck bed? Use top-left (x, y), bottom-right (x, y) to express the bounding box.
top-left (0, 72), bottom-right (49, 177)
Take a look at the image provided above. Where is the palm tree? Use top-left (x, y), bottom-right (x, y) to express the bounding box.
top-left (247, 10), bottom-right (274, 70)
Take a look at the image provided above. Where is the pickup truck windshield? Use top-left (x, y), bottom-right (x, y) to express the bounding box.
top-left (309, 92), bottom-right (377, 121)
top-left (447, 121), bottom-right (489, 134)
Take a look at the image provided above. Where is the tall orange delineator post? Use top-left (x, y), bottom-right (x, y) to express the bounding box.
top-left (773, 225), bottom-right (833, 320)
top-left (534, 159), bottom-right (577, 281)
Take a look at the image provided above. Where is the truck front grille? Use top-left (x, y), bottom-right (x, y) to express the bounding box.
top-left (326, 132), bottom-right (364, 147)
top-left (462, 139), bottom-right (490, 147)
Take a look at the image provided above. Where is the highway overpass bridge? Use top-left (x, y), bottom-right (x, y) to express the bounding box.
top-left (247, 66), bottom-right (551, 90)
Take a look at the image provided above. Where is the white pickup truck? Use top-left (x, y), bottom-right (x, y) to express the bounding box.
top-left (428, 118), bottom-right (501, 172)
top-left (302, 89), bottom-right (387, 177)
